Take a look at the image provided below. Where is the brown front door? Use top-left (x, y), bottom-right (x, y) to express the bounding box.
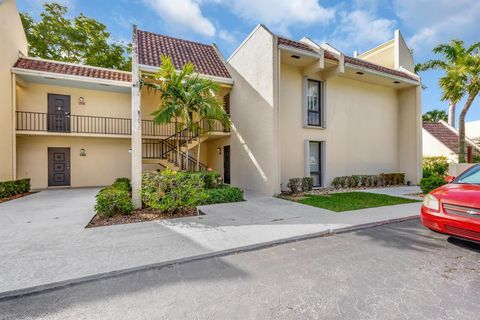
top-left (223, 145), bottom-right (230, 184)
top-left (48, 94), bottom-right (71, 132)
top-left (48, 148), bottom-right (71, 186)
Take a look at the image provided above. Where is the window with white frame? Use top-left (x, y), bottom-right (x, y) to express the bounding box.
top-left (305, 79), bottom-right (325, 127)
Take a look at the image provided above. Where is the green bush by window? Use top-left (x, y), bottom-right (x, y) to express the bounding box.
top-left (0, 178), bottom-right (31, 198)
top-left (423, 156), bottom-right (449, 178)
top-left (95, 187), bottom-right (133, 217)
top-left (142, 170), bottom-right (208, 212)
top-left (203, 186), bottom-right (244, 205)
top-left (112, 177), bottom-right (131, 192)
top-left (331, 173), bottom-right (405, 189)
top-left (420, 176), bottom-right (446, 194)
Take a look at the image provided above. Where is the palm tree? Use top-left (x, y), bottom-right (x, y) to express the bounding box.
top-left (142, 55), bottom-right (230, 170)
top-left (417, 40), bottom-right (480, 162)
top-left (415, 40), bottom-right (469, 127)
top-left (422, 109), bottom-right (448, 122)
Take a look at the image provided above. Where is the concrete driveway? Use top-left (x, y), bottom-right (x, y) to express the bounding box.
top-left (2, 220), bottom-right (479, 320)
top-left (0, 187), bottom-right (422, 299)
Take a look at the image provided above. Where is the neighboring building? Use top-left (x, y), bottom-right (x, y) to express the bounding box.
top-left (1, 0), bottom-right (422, 197)
top-left (466, 120), bottom-right (480, 143)
top-left (423, 120), bottom-right (480, 163)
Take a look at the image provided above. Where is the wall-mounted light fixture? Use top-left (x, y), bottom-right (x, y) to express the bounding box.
top-left (128, 149), bottom-right (132, 154)
top-left (217, 147), bottom-right (222, 155)
top-left (78, 97), bottom-right (85, 105)
top-left (80, 148), bottom-right (87, 156)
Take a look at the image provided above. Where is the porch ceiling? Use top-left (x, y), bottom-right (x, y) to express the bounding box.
top-left (15, 73), bottom-right (131, 94)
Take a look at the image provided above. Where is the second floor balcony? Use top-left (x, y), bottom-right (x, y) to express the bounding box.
top-left (16, 111), bottom-right (229, 138)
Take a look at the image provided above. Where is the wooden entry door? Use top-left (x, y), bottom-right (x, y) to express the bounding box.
top-left (48, 94), bottom-right (71, 132)
top-left (223, 145), bottom-right (230, 184)
top-left (48, 148), bottom-right (71, 186)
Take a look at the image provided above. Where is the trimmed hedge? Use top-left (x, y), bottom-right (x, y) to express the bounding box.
top-left (420, 176), bottom-right (446, 194)
top-left (0, 179), bottom-right (31, 198)
top-left (95, 187), bottom-right (133, 217)
top-left (203, 186), bottom-right (244, 205)
top-left (287, 177), bottom-right (314, 194)
top-left (331, 173), bottom-right (405, 189)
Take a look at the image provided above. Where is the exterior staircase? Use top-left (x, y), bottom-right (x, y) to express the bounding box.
top-left (142, 120), bottom-right (227, 172)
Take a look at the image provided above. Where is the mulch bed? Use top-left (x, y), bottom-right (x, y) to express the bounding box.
top-left (0, 192), bottom-right (34, 204)
top-left (86, 207), bottom-right (199, 228)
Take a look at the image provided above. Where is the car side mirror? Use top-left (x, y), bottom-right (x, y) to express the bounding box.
top-left (445, 175), bottom-right (455, 183)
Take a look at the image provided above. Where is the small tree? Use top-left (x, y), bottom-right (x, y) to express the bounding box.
top-left (422, 109), bottom-right (448, 122)
top-left (143, 56), bottom-right (230, 170)
top-left (20, 3), bottom-right (131, 71)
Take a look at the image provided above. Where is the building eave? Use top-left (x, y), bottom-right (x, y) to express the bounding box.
top-left (138, 63), bottom-right (234, 85)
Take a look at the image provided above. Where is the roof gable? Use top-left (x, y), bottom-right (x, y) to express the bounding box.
top-left (137, 29), bottom-right (231, 79)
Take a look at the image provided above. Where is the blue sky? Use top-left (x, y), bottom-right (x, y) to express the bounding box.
top-left (18, 0), bottom-right (480, 124)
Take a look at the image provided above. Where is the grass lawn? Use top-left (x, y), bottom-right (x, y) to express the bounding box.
top-left (295, 192), bottom-right (420, 212)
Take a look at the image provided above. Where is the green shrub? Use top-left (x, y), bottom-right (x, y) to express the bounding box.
top-left (423, 156), bottom-right (449, 178)
top-left (95, 187), bottom-right (133, 217)
top-left (420, 176), bottom-right (446, 194)
top-left (381, 173), bottom-right (405, 186)
top-left (203, 186), bottom-right (244, 205)
top-left (301, 177), bottom-right (314, 192)
top-left (331, 173), bottom-right (405, 189)
top-left (142, 170), bottom-right (207, 212)
top-left (0, 179), bottom-right (31, 198)
top-left (287, 178), bottom-right (302, 194)
top-left (185, 171), bottom-right (221, 189)
top-left (112, 177), bottom-right (131, 192)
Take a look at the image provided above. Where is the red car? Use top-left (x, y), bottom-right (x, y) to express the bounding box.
top-left (421, 164), bottom-right (480, 243)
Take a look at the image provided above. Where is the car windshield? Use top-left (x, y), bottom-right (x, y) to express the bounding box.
top-left (454, 165), bottom-right (480, 185)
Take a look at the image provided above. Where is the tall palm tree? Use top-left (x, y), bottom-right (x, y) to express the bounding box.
top-left (142, 55), bottom-right (230, 171)
top-left (415, 40), bottom-right (468, 127)
top-left (417, 40), bottom-right (480, 162)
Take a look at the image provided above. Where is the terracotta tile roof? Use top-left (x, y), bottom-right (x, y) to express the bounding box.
top-left (344, 56), bottom-right (417, 81)
top-left (278, 36), bottom-right (317, 53)
top-left (423, 122), bottom-right (460, 152)
top-left (13, 57), bottom-right (132, 82)
top-left (277, 36), bottom-right (417, 81)
top-left (137, 29), bottom-right (231, 79)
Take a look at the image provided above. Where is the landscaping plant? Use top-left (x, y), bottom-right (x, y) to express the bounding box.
top-left (420, 176), bottom-right (446, 194)
top-left (95, 187), bottom-right (133, 218)
top-left (0, 178), bottom-right (31, 198)
top-left (142, 170), bottom-right (207, 212)
top-left (203, 186), bottom-right (244, 205)
top-left (422, 156), bottom-right (449, 178)
top-left (112, 177), bottom-right (131, 192)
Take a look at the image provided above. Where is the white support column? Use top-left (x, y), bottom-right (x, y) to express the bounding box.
top-left (131, 25), bottom-right (142, 209)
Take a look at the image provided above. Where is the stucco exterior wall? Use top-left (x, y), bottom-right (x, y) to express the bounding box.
top-left (422, 129), bottom-right (458, 163)
top-left (0, 0), bottom-right (28, 181)
top-left (17, 82), bottom-right (131, 118)
top-left (206, 137), bottom-right (230, 177)
top-left (227, 26), bottom-right (278, 195)
top-left (279, 63), bottom-right (402, 189)
top-left (359, 42), bottom-right (395, 69)
top-left (16, 135), bottom-right (131, 189)
top-left (398, 86), bottom-right (422, 183)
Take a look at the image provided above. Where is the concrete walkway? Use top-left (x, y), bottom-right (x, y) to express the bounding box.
top-left (0, 187), bottom-right (422, 299)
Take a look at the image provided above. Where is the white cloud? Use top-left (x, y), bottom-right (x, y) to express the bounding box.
top-left (222, 0), bottom-right (335, 35)
top-left (218, 30), bottom-right (237, 45)
top-left (143, 0), bottom-right (216, 37)
top-left (328, 10), bottom-right (395, 53)
top-left (393, 0), bottom-right (480, 53)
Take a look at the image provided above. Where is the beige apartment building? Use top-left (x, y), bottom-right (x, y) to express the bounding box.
top-left (0, 0), bottom-right (422, 200)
